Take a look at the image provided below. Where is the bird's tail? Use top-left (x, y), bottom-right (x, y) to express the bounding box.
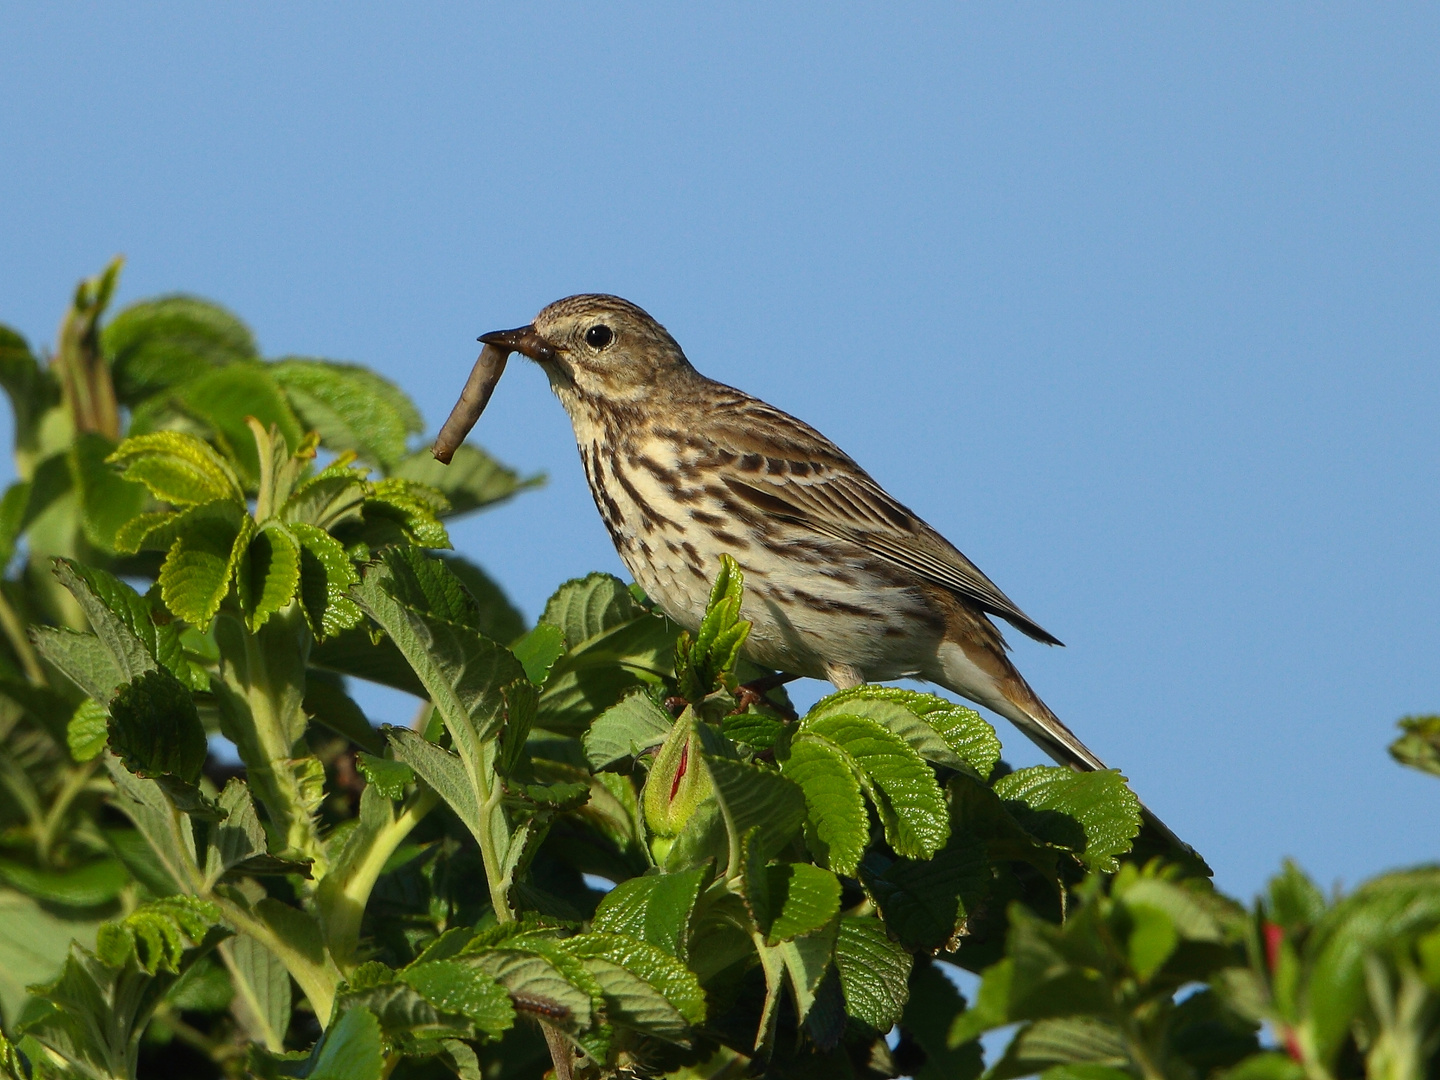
top-left (935, 638), bottom-right (1205, 869)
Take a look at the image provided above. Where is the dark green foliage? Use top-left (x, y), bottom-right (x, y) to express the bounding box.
top-left (0, 263), bottom-right (1434, 1080)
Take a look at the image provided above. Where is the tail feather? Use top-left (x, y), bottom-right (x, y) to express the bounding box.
top-left (934, 638), bottom-right (1206, 870)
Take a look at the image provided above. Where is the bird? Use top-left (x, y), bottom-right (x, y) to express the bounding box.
top-left (476, 295), bottom-right (1123, 781)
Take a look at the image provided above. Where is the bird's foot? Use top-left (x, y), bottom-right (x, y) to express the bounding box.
top-left (731, 672), bottom-right (801, 720)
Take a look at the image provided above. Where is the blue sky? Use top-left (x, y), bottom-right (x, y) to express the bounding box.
top-left (2, 4), bottom-right (1436, 904)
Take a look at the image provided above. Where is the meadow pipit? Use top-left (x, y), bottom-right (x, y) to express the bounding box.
top-left (469, 293), bottom-right (1145, 788)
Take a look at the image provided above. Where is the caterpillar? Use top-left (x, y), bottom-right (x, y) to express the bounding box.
top-left (510, 992), bottom-right (572, 1022)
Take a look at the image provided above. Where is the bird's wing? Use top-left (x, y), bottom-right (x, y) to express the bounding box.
top-left (699, 392), bottom-right (1063, 646)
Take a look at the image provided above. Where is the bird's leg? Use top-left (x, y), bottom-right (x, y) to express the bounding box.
top-left (732, 671), bottom-right (801, 719)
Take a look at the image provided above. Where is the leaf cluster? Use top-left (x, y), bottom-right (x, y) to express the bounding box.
top-left (0, 263), bottom-right (1436, 1080)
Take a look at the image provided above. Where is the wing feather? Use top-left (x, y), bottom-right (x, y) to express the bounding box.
top-left (700, 392), bottom-right (1062, 646)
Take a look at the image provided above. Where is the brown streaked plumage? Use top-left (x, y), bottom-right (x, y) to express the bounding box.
top-left (476, 294), bottom-right (1152, 796)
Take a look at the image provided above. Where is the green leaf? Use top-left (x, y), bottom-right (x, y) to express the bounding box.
top-left (584, 688), bottom-right (674, 770)
top-left (592, 866), bottom-right (708, 961)
top-left (1390, 714), bottom-right (1440, 777)
top-left (673, 555), bottom-right (750, 702)
top-left (834, 915), bottom-right (912, 1031)
top-left (987, 904), bottom-right (1112, 1026)
top-left (1125, 903), bottom-right (1179, 981)
top-left (802, 712), bottom-right (950, 860)
top-left (560, 931), bottom-right (707, 1026)
top-left (203, 779), bottom-right (268, 885)
top-left (157, 500), bottom-right (249, 627)
top-left (52, 559), bottom-right (204, 689)
top-left (501, 625), bottom-right (559, 691)
top-left (1116, 875), bottom-right (1228, 945)
top-left (354, 561), bottom-right (525, 746)
top-left (374, 544), bottom-right (484, 628)
top-left (67, 698), bottom-right (109, 761)
top-left (0, 324), bottom-right (57, 459)
top-left (400, 959), bottom-right (515, 1038)
top-left (105, 757), bottom-right (202, 894)
top-left (1305, 866), bottom-right (1440, 1066)
top-left (112, 507), bottom-right (176, 555)
top-left (705, 755), bottom-right (807, 867)
top-left (759, 862), bottom-right (842, 945)
top-left (778, 928), bottom-right (845, 1045)
top-left (356, 752), bottom-right (415, 801)
top-left (662, 802), bottom-right (729, 875)
top-left (52, 558), bottom-right (159, 685)
top-left (722, 708), bottom-right (787, 751)
top-left (0, 856), bottom-right (128, 907)
top-left (542, 572), bottom-right (643, 649)
top-left (1213, 1053), bottom-right (1306, 1080)
top-left (71, 432), bottom-right (147, 553)
top-left (0, 890), bottom-right (106, 1030)
top-left (498, 678), bottom-right (539, 777)
top-left (107, 430), bottom-right (245, 506)
top-left (393, 444), bottom-right (542, 519)
top-left (220, 935), bottom-right (292, 1051)
top-left (809, 686), bottom-right (1001, 777)
top-left (0, 1030), bottom-right (25, 1080)
top-left (0, 481), bottom-right (29, 570)
top-left (282, 463), bottom-right (369, 532)
top-left (440, 554), bottom-right (528, 644)
top-left (290, 522), bottom-right (362, 639)
top-left (237, 522), bottom-right (302, 631)
top-left (533, 597), bottom-right (679, 736)
top-left (103, 295), bottom-right (257, 404)
top-left (22, 943), bottom-right (191, 1080)
top-left (107, 668), bottom-right (208, 785)
top-left (172, 363), bottom-right (305, 486)
top-left (385, 728), bottom-right (482, 839)
top-left (363, 477), bottom-right (450, 548)
top-left (462, 948), bottom-right (594, 1033)
top-left (862, 828), bottom-right (991, 952)
top-left (270, 358), bottom-right (422, 470)
top-left (987, 1017), bottom-right (1129, 1080)
top-left (778, 733), bottom-right (870, 876)
top-left (33, 627), bottom-right (126, 701)
top-left (993, 766), bottom-right (1142, 872)
top-left (1265, 858), bottom-right (1327, 930)
top-left (310, 1004), bottom-right (384, 1080)
top-left (95, 896), bottom-right (223, 974)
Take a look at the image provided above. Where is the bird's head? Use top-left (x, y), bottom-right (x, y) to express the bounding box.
top-left (479, 294), bottom-right (693, 408)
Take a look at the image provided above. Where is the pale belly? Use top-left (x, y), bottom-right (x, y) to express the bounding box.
top-left (593, 464), bottom-right (943, 683)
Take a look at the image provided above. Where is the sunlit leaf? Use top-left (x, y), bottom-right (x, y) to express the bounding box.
top-left (271, 358), bottom-right (421, 470)
top-left (107, 430), bottom-right (244, 506)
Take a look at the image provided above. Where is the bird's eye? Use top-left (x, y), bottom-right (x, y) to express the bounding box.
top-left (585, 324), bottom-right (614, 349)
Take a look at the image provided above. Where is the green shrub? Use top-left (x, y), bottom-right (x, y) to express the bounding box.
top-left (0, 261), bottom-right (1432, 1079)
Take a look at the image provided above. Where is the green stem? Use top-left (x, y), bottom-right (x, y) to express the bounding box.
top-left (325, 787), bottom-right (439, 968)
top-left (0, 586), bottom-right (45, 685)
top-left (213, 608), bottom-right (325, 877)
top-left (36, 759), bottom-right (97, 864)
top-left (152, 1004), bottom-right (238, 1062)
top-left (475, 758), bottom-right (514, 923)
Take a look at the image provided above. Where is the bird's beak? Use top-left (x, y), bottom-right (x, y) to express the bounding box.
top-left (477, 325), bottom-right (560, 364)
